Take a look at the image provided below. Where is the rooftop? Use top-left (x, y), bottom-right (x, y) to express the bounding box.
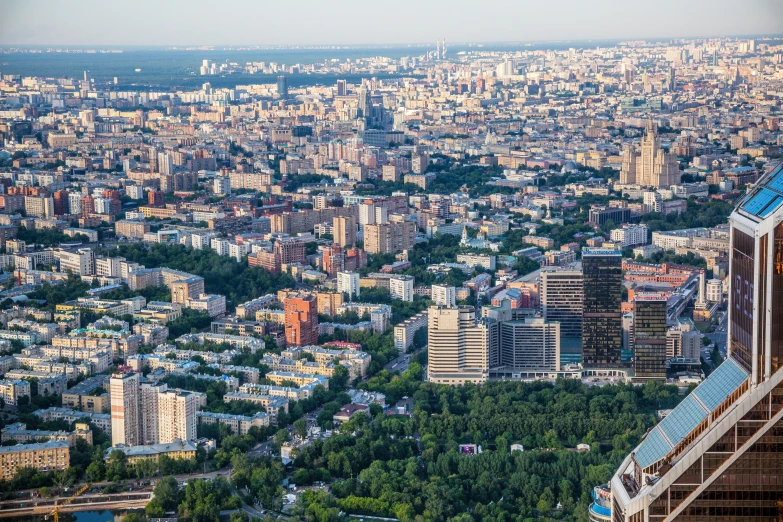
top-left (633, 357), bottom-right (748, 470)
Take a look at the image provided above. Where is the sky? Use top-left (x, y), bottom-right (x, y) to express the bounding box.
top-left (1, 0), bottom-right (782, 47)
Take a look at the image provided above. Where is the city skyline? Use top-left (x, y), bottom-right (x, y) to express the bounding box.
top-left (1, 0), bottom-right (782, 47)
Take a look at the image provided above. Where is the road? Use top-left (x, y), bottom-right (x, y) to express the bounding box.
top-left (0, 492), bottom-right (152, 519)
top-left (384, 345), bottom-right (425, 373)
top-left (704, 311), bottom-right (728, 357)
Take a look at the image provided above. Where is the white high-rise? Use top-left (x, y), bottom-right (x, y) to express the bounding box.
top-left (427, 306), bottom-right (492, 384)
top-left (337, 271), bottom-right (360, 299)
top-left (358, 203), bottom-right (376, 227)
top-left (432, 285), bottom-right (456, 307)
top-left (389, 275), bottom-right (414, 302)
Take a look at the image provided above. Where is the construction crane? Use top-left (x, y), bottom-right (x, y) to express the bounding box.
top-left (46, 484), bottom-right (89, 522)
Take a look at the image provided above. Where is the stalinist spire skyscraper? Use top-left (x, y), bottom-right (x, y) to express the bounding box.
top-left (619, 120), bottom-right (681, 188)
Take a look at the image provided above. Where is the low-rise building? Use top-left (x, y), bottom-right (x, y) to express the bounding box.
top-left (106, 439), bottom-right (197, 464)
top-left (196, 411), bottom-right (270, 435)
top-left (0, 441), bottom-right (69, 480)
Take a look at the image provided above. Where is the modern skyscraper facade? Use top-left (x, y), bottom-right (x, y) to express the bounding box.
top-left (632, 292), bottom-right (668, 379)
top-left (582, 249), bottom-right (622, 367)
top-left (277, 75), bottom-right (289, 99)
top-left (539, 265), bottom-right (583, 339)
top-left (499, 318), bottom-right (560, 371)
top-left (336, 79), bottom-right (347, 97)
top-left (605, 164), bottom-right (783, 521)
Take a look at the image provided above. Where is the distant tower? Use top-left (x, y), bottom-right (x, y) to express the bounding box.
top-left (668, 67), bottom-right (676, 91)
top-left (696, 270), bottom-right (707, 307)
top-left (442, 38), bottom-right (447, 60)
top-left (277, 75), bottom-right (289, 99)
top-left (436, 39), bottom-right (441, 60)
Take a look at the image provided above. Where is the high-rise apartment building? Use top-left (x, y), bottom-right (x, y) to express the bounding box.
top-left (274, 239), bottom-right (306, 265)
top-left (284, 294), bottom-right (318, 347)
top-left (68, 192), bottom-right (83, 215)
top-left (337, 271), bottom-right (360, 299)
top-left (432, 285), bottom-right (456, 307)
top-left (632, 293), bottom-right (668, 379)
top-left (427, 306), bottom-right (493, 384)
top-left (157, 388), bottom-right (198, 444)
top-left (110, 372), bottom-right (140, 446)
top-left (139, 382), bottom-right (164, 445)
top-left (358, 202), bottom-right (376, 227)
top-left (540, 266), bottom-right (583, 339)
top-left (24, 196), bottom-right (54, 218)
top-left (358, 85), bottom-right (371, 120)
top-left (389, 275), bottom-right (414, 302)
top-left (582, 249), bottom-right (622, 367)
top-left (333, 216), bottom-right (357, 247)
top-left (80, 195), bottom-right (95, 217)
top-left (115, 378), bottom-right (198, 447)
top-left (321, 245), bottom-right (345, 278)
top-left (364, 222), bottom-right (416, 254)
top-left (604, 163), bottom-right (783, 521)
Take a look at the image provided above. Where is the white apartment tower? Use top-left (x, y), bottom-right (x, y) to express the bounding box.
top-left (431, 285), bottom-right (456, 307)
top-left (337, 271), bottom-right (360, 299)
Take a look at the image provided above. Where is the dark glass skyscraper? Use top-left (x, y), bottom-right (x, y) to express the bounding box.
top-left (582, 248), bottom-right (622, 367)
top-left (603, 163), bottom-right (783, 521)
top-left (277, 75), bottom-right (289, 99)
top-left (632, 292), bottom-right (668, 379)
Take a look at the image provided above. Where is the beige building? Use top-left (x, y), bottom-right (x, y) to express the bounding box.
top-left (197, 411), bottom-right (269, 435)
top-left (0, 441), bottom-right (69, 481)
top-left (24, 196), bottom-right (55, 218)
top-left (333, 216), bottom-right (357, 247)
top-left (382, 165), bottom-right (400, 182)
top-left (316, 292), bottom-right (344, 317)
top-left (364, 221), bottom-right (416, 254)
top-left (0, 379), bottom-right (31, 406)
top-left (110, 372), bottom-right (140, 447)
top-left (427, 306), bottom-right (491, 384)
top-left (115, 220), bottom-right (150, 239)
top-left (107, 439), bottom-right (197, 465)
top-left (620, 121), bottom-right (681, 188)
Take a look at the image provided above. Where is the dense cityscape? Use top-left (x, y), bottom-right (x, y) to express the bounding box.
top-left (0, 6), bottom-right (782, 522)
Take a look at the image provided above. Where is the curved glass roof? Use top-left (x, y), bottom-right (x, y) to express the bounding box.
top-left (738, 164), bottom-right (783, 218)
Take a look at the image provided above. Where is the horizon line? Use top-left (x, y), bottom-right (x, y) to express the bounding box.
top-left (1, 33), bottom-right (782, 50)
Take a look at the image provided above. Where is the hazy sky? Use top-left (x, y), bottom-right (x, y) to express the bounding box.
top-left (2, 0), bottom-right (782, 46)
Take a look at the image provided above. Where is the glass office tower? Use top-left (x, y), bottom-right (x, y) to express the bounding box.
top-left (605, 164), bottom-right (783, 521)
top-left (633, 293), bottom-right (668, 380)
top-left (582, 249), bottom-right (623, 367)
